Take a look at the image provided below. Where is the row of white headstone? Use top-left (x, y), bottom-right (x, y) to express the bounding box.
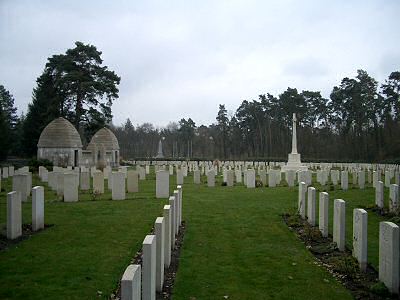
top-left (375, 181), bottom-right (399, 212)
top-left (6, 186), bottom-right (44, 240)
top-left (121, 185), bottom-right (183, 300)
top-left (38, 166), bottom-right (144, 201)
top-left (127, 159), bottom-right (398, 171)
top-left (298, 182), bottom-right (400, 294)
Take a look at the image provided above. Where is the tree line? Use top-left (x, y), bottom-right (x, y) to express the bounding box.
top-left (0, 41), bottom-right (398, 163)
top-left (114, 69), bottom-right (400, 162)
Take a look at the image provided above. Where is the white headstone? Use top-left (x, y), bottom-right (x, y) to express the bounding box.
top-left (177, 185), bottom-right (183, 226)
top-left (298, 182), bottom-right (306, 218)
top-left (286, 170), bottom-right (295, 187)
top-left (173, 190), bottom-right (180, 233)
top-left (156, 170), bottom-right (169, 198)
top-left (176, 170), bottom-right (183, 185)
top-left (8, 165), bottom-right (14, 177)
top-left (227, 170), bottom-right (234, 187)
top-left (193, 170), bottom-right (201, 184)
top-left (127, 170), bottom-right (139, 193)
top-left (341, 171), bottom-right (348, 191)
top-left (2, 166), bottom-right (9, 178)
top-left (163, 205), bottom-right (172, 268)
top-left (155, 217), bottom-right (165, 292)
top-left (319, 192), bottom-right (329, 237)
top-left (379, 221), bottom-right (399, 294)
top-left (93, 171), bottom-right (104, 194)
top-left (32, 186), bottom-right (44, 231)
top-left (353, 208), bottom-right (367, 271)
top-left (80, 171), bottom-right (90, 191)
top-left (333, 199), bottom-right (346, 251)
top-left (246, 169), bottom-right (255, 188)
top-left (12, 174), bottom-right (28, 202)
top-left (268, 170), bottom-right (276, 187)
top-left (7, 191), bottom-right (22, 239)
top-left (142, 235), bottom-right (156, 300)
top-left (385, 170), bottom-right (391, 188)
top-left (169, 196), bottom-right (176, 249)
top-left (121, 264), bottom-right (141, 300)
top-left (307, 187), bottom-right (316, 226)
top-left (63, 173), bottom-right (78, 202)
top-left (376, 181), bottom-right (384, 209)
top-left (235, 169), bottom-right (243, 183)
top-left (138, 166), bottom-right (146, 180)
top-left (112, 172), bottom-right (126, 200)
top-left (207, 170), bottom-right (215, 187)
top-left (358, 171), bottom-right (365, 189)
top-left (389, 184), bottom-right (399, 213)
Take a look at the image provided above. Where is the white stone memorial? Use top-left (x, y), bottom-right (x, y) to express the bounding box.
top-left (333, 199), bottom-right (346, 251)
top-left (32, 186), bottom-right (44, 231)
top-left (246, 169), bottom-right (255, 188)
top-left (93, 171), bottom-right (104, 194)
top-left (80, 171), bottom-right (90, 191)
top-left (7, 191), bottom-right (22, 239)
top-left (64, 173), bottom-right (78, 202)
top-left (307, 187), bottom-right (316, 226)
top-left (163, 205), bottom-right (172, 268)
top-left (121, 264), bottom-right (141, 300)
top-left (177, 185), bottom-right (183, 226)
top-left (169, 196), bottom-right (176, 249)
top-left (12, 174), bottom-right (28, 202)
top-left (176, 169), bottom-right (183, 185)
top-left (193, 170), bottom-right (201, 184)
top-left (142, 235), bottom-right (156, 300)
top-left (127, 170), bottom-right (139, 193)
top-left (298, 182), bottom-right (306, 218)
top-left (227, 170), bottom-right (234, 187)
top-left (112, 171), bottom-right (126, 200)
top-left (353, 208), bottom-right (367, 271)
top-left (155, 217), bottom-right (165, 292)
top-left (379, 221), bottom-right (399, 294)
top-left (207, 170), bottom-right (215, 187)
top-left (286, 170), bottom-right (295, 187)
top-left (341, 171), bottom-right (348, 191)
top-left (282, 113), bottom-right (308, 172)
top-left (319, 192), bottom-right (329, 237)
top-left (389, 184), bottom-right (399, 213)
top-left (156, 170), bottom-right (169, 198)
top-left (375, 181), bottom-right (384, 209)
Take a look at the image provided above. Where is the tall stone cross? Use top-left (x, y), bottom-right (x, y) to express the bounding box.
top-left (291, 113), bottom-right (298, 154)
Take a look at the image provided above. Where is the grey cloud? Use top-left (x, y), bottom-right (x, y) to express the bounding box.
top-left (1, 0), bottom-right (399, 126)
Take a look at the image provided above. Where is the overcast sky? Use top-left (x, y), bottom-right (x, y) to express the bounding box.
top-left (1, 0), bottom-right (399, 127)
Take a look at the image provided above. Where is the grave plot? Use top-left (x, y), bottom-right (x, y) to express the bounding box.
top-left (0, 164), bottom-right (399, 299)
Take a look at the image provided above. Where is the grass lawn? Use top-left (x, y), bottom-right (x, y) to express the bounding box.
top-left (173, 175), bottom-right (392, 299)
top-left (0, 169), bottom-right (393, 299)
top-left (0, 171), bottom-right (168, 300)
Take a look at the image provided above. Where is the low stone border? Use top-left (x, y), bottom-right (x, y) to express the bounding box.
top-left (0, 224), bottom-right (54, 251)
top-left (110, 221), bottom-right (186, 300)
top-left (282, 213), bottom-right (396, 300)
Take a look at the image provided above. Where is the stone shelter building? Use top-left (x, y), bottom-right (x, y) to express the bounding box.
top-left (37, 117), bottom-right (120, 168)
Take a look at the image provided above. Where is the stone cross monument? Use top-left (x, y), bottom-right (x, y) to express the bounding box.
top-left (282, 113), bottom-right (307, 171)
top-left (155, 139), bottom-right (164, 159)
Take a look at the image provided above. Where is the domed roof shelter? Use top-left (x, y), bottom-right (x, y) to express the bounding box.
top-left (38, 117), bottom-right (83, 148)
top-left (37, 117), bottom-right (83, 167)
top-left (85, 127), bottom-right (120, 168)
top-left (86, 127), bottom-right (119, 151)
